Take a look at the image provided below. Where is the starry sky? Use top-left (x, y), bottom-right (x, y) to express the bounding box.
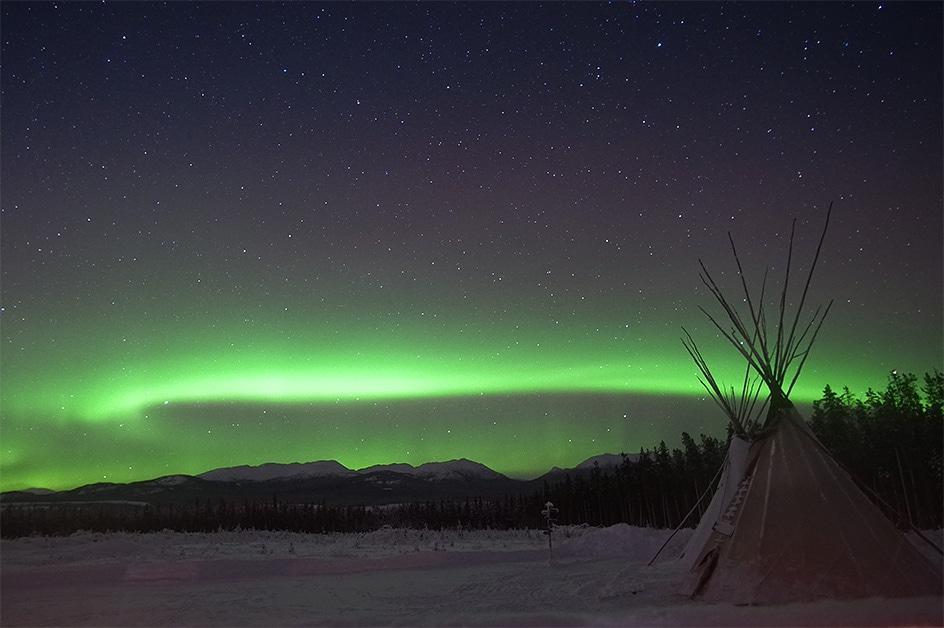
top-left (1, 2), bottom-right (941, 492)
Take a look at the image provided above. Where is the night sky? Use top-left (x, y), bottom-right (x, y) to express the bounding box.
top-left (2, 2), bottom-right (941, 492)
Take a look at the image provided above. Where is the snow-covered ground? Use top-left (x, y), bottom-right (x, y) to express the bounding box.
top-left (1, 525), bottom-right (941, 626)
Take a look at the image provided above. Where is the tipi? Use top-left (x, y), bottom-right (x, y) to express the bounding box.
top-left (678, 204), bottom-right (942, 604)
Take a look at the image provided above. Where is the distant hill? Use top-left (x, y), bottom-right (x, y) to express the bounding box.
top-left (197, 460), bottom-right (357, 482)
top-left (575, 452), bottom-right (638, 469)
top-left (197, 458), bottom-right (506, 483)
top-left (0, 454), bottom-right (632, 508)
top-left (533, 452), bottom-right (638, 483)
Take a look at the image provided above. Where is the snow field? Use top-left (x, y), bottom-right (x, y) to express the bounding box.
top-left (1, 525), bottom-right (941, 626)
top-left (2, 525), bottom-right (593, 564)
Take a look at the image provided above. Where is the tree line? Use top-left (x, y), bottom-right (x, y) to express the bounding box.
top-left (808, 370), bottom-right (943, 530)
top-left (535, 432), bottom-right (726, 530)
top-left (0, 434), bottom-right (728, 538)
top-left (3, 370), bottom-right (939, 538)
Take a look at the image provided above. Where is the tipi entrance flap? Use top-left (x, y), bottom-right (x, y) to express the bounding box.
top-left (679, 436), bottom-right (751, 572)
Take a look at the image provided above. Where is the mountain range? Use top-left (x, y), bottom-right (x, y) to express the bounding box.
top-left (195, 458), bottom-right (507, 483)
top-left (0, 454), bottom-right (637, 508)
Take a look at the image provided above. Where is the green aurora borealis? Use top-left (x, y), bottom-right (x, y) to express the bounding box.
top-left (2, 287), bottom-right (935, 491)
top-left (2, 2), bottom-right (942, 491)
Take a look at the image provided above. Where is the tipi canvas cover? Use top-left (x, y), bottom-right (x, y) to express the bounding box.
top-left (679, 435), bottom-right (751, 571)
top-left (679, 405), bottom-right (942, 604)
top-left (681, 206), bottom-right (942, 603)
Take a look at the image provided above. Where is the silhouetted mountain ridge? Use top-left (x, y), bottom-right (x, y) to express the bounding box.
top-left (0, 454), bottom-right (633, 507)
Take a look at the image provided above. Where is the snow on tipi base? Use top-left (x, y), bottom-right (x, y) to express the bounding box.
top-left (2, 525), bottom-right (941, 627)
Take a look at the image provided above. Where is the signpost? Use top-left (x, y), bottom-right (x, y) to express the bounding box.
top-left (541, 501), bottom-right (559, 561)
